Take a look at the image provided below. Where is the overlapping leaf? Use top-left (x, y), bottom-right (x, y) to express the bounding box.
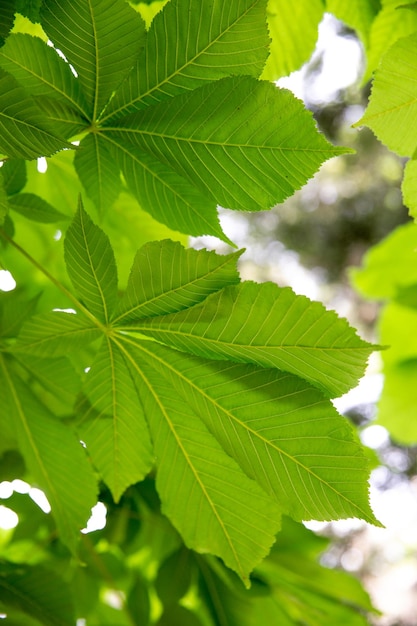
top-left (129, 282), bottom-right (373, 398)
top-left (113, 239), bottom-right (242, 323)
top-left (102, 0), bottom-right (270, 121)
top-left (0, 68), bottom-right (70, 159)
top-left (0, 33), bottom-right (89, 121)
top-left (77, 337), bottom-right (154, 502)
top-left (41, 0), bottom-right (146, 118)
top-left (262, 0), bottom-right (323, 80)
top-left (119, 338), bottom-right (282, 583)
top-left (0, 354), bottom-right (97, 553)
top-left (122, 340), bottom-right (378, 525)
top-left (15, 310), bottom-right (101, 357)
top-left (0, 561), bottom-right (75, 626)
top-left (64, 200), bottom-right (118, 322)
top-left (108, 76), bottom-right (348, 212)
top-left (12, 203), bottom-right (378, 582)
top-left (74, 133), bottom-right (122, 212)
top-left (358, 32), bottom-right (417, 157)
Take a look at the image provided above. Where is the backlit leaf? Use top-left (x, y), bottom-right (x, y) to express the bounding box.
top-left (0, 68), bottom-right (70, 159)
top-left (107, 137), bottom-right (226, 240)
top-left (103, 0), bottom-right (270, 121)
top-left (358, 32), bottom-right (417, 156)
top-left (0, 33), bottom-right (90, 120)
top-left (121, 338), bottom-right (282, 583)
top-left (74, 133), bottom-right (122, 212)
top-left (77, 337), bottom-right (154, 502)
top-left (0, 355), bottom-right (98, 553)
top-left (41, 0), bottom-right (146, 119)
top-left (132, 282), bottom-right (373, 398)
top-left (9, 192), bottom-right (69, 222)
top-left (64, 200), bottom-right (118, 322)
top-left (109, 77), bottom-right (348, 212)
top-left (113, 239), bottom-right (241, 324)
top-left (132, 341), bottom-right (377, 524)
top-left (15, 311), bottom-right (101, 357)
top-left (262, 0), bottom-right (323, 80)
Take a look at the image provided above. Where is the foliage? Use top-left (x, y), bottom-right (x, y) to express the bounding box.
top-left (0, 0), bottom-right (414, 624)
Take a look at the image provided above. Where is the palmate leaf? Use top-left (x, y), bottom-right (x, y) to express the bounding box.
top-left (109, 76), bottom-right (348, 213)
top-left (41, 0), bottom-right (146, 119)
top-left (0, 68), bottom-right (70, 159)
top-left (0, 354), bottom-right (98, 553)
top-left (117, 337), bottom-right (282, 584)
top-left (126, 341), bottom-right (377, 525)
top-left (64, 200), bottom-right (118, 322)
top-left (113, 239), bottom-right (242, 323)
top-left (106, 136), bottom-right (226, 240)
top-left (103, 0), bottom-right (270, 121)
top-left (128, 282), bottom-right (374, 398)
top-left (77, 337), bottom-right (154, 502)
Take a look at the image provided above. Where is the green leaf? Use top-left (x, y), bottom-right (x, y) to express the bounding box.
top-left (15, 0), bottom-right (42, 23)
top-left (377, 360), bottom-right (417, 443)
top-left (0, 0), bottom-right (15, 48)
top-left (132, 341), bottom-right (378, 525)
top-left (121, 339), bottom-right (282, 584)
top-left (14, 353), bottom-right (81, 407)
top-left (132, 282), bottom-right (374, 398)
top-left (0, 291), bottom-right (39, 338)
top-left (64, 200), bottom-right (118, 322)
top-left (0, 355), bottom-right (98, 553)
top-left (76, 337), bottom-right (154, 502)
top-left (0, 561), bottom-right (75, 626)
top-left (351, 222), bottom-right (417, 299)
top-left (107, 137), bottom-right (226, 240)
top-left (9, 193), bottom-right (69, 222)
top-left (103, 0), bottom-right (270, 121)
top-left (1, 159), bottom-right (26, 195)
top-left (0, 68), bottom-right (70, 159)
top-left (74, 133), bottom-right (122, 212)
top-left (14, 311), bottom-right (101, 357)
top-left (262, 0), bottom-right (324, 80)
top-left (0, 33), bottom-right (90, 121)
top-left (364, 0), bottom-right (417, 82)
top-left (358, 32), bottom-right (417, 156)
top-left (109, 77), bottom-right (348, 212)
top-left (113, 239), bottom-right (241, 324)
top-left (41, 0), bottom-right (146, 119)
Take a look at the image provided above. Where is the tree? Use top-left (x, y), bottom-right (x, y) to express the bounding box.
top-left (0, 1), bottom-right (415, 624)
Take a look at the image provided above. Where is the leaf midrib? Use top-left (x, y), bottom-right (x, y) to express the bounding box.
top-left (103, 126), bottom-right (339, 153)
top-left (123, 338), bottom-right (372, 521)
top-left (100, 0), bottom-right (263, 124)
top-left (114, 334), bottom-right (246, 579)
